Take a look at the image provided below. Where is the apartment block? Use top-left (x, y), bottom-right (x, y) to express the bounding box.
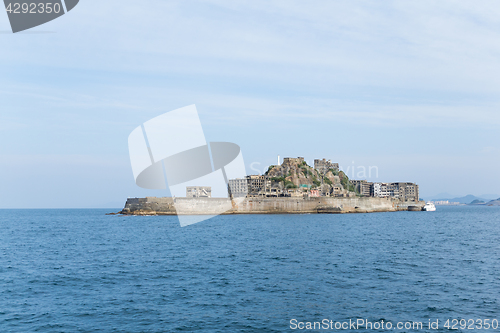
top-left (228, 175), bottom-right (271, 198)
top-left (350, 180), bottom-right (373, 197)
top-left (373, 182), bottom-right (419, 201)
top-left (186, 186), bottom-right (212, 198)
top-left (227, 178), bottom-right (248, 198)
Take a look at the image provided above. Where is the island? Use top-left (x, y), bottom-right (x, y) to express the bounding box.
top-left (119, 157), bottom-right (425, 215)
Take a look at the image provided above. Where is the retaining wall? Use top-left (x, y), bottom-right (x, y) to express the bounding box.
top-left (121, 196), bottom-right (425, 215)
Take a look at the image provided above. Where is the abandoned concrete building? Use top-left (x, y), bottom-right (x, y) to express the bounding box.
top-left (186, 186), bottom-right (212, 198)
top-left (225, 156), bottom-right (420, 202)
top-left (314, 158), bottom-right (340, 174)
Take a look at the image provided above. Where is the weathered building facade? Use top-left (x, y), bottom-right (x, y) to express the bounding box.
top-left (226, 156), bottom-right (419, 202)
top-left (186, 186), bottom-right (212, 198)
top-left (228, 175), bottom-right (271, 198)
top-left (350, 180), bottom-right (374, 197)
top-left (373, 182), bottom-right (419, 201)
top-left (227, 178), bottom-right (248, 198)
top-left (314, 158), bottom-right (340, 174)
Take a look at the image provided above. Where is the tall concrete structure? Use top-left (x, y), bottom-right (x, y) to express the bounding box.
top-left (247, 175), bottom-right (270, 195)
top-left (373, 182), bottom-right (419, 201)
top-left (350, 180), bottom-right (373, 197)
top-left (228, 178), bottom-right (248, 198)
top-left (373, 183), bottom-right (399, 198)
top-left (394, 182), bottom-right (419, 202)
top-left (314, 158), bottom-right (340, 174)
top-left (283, 157), bottom-right (305, 164)
top-left (228, 175), bottom-right (271, 198)
top-left (186, 186), bottom-right (212, 198)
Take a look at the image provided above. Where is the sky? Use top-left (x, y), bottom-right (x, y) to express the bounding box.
top-left (1, 0), bottom-right (499, 208)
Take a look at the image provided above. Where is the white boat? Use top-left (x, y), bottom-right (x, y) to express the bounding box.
top-left (423, 202), bottom-right (436, 211)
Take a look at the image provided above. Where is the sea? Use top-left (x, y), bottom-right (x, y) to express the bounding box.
top-left (0, 206), bottom-right (499, 332)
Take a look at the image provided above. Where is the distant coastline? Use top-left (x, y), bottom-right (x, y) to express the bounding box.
top-left (427, 197), bottom-right (500, 206)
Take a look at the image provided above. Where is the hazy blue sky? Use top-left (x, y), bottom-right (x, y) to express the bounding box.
top-left (1, 0), bottom-right (499, 208)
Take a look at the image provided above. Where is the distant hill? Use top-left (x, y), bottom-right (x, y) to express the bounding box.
top-left (427, 193), bottom-right (500, 205)
top-left (432, 194), bottom-right (489, 204)
top-left (429, 192), bottom-right (455, 200)
top-left (469, 199), bottom-right (486, 205)
top-left (487, 198), bottom-right (500, 206)
top-left (479, 194), bottom-right (500, 200)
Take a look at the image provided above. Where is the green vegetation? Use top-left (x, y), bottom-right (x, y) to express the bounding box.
top-left (340, 178), bottom-right (348, 188)
top-left (264, 165), bottom-right (275, 175)
top-left (312, 174), bottom-right (321, 188)
top-left (270, 175), bottom-right (298, 189)
top-left (354, 185), bottom-right (360, 194)
top-left (329, 168), bottom-right (339, 176)
top-left (266, 162), bottom-right (352, 193)
top-left (300, 165), bottom-right (312, 177)
top-left (271, 176), bottom-right (286, 183)
top-left (339, 171), bottom-right (356, 193)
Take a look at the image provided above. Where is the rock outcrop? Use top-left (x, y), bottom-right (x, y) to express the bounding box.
top-left (487, 198), bottom-right (500, 206)
top-left (265, 157), bottom-right (355, 194)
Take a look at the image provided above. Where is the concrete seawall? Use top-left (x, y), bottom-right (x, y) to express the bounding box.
top-left (120, 197), bottom-right (425, 215)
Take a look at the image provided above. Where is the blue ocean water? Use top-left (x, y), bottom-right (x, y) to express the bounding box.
top-left (0, 206), bottom-right (499, 332)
